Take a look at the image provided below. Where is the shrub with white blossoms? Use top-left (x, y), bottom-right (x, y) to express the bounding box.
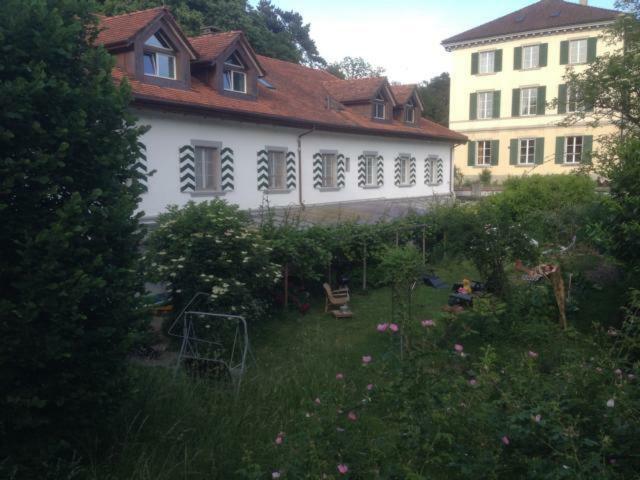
top-left (145, 200), bottom-right (282, 320)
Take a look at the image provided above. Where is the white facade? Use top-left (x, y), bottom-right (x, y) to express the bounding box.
top-left (136, 109), bottom-right (454, 222)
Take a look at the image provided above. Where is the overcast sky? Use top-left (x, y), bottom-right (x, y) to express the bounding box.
top-left (254, 0), bottom-right (618, 84)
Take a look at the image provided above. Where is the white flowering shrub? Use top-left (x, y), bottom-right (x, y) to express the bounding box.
top-left (145, 200), bottom-right (281, 320)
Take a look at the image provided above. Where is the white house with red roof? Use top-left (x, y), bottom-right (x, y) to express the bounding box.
top-left (96, 7), bottom-right (466, 222)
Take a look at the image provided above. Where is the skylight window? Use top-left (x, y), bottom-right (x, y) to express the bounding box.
top-left (258, 77), bottom-right (276, 89)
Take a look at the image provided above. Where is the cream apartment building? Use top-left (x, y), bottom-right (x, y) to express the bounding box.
top-left (442, 0), bottom-right (621, 182)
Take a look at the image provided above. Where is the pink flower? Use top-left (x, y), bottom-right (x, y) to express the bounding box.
top-left (361, 355), bottom-right (372, 365)
top-left (596, 367), bottom-right (603, 373)
top-left (336, 373), bottom-right (344, 380)
top-left (366, 383), bottom-right (374, 391)
top-left (533, 414), bottom-right (542, 423)
top-left (528, 351), bottom-right (539, 359)
top-left (314, 397), bottom-right (321, 405)
top-left (501, 435), bottom-right (510, 446)
top-left (469, 379), bottom-right (477, 386)
top-left (454, 344), bottom-right (464, 352)
top-left (615, 368), bottom-right (623, 376)
top-left (376, 323), bottom-right (389, 332)
top-left (275, 432), bottom-right (285, 445)
top-left (389, 323), bottom-right (399, 332)
top-left (347, 411), bottom-right (358, 421)
top-left (421, 319), bottom-right (436, 327)
top-left (272, 472), bottom-right (281, 479)
top-left (337, 464), bottom-right (349, 474)
top-left (628, 374), bottom-right (636, 380)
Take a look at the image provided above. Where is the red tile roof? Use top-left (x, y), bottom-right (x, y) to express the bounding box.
top-left (189, 31), bottom-right (242, 62)
top-left (390, 85), bottom-right (417, 105)
top-left (99, 10), bottom-right (465, 143)
top-left (95, 7), bottom-right (167, 47)
top-left (322, 77), bottom-right (389, 104)
top-left (442, 0), bottom-right (619, 46)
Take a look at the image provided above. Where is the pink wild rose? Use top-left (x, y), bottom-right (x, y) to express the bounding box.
top-left (389, 323), bottom-right (399, 332)
top-left (501, 436), bottom-right (510, 446)
top-left (336, 373), bottom-right (344, 380)
top-left (376, 323), bottom-right (389, 332)
top-left (528, 351), bottom-right (539, 359)
top-left (362, 355), bottom-right (372, 365)
top-left (454, 344), bottom-right (464, 353)
top-left (534, 414), bottom-right (542, 423)
top-left (366, 383), bottom-right (374, 391)
top-left (275, 432), bottom-right (285, 445)
top-left (469, 379), bottom-right (477, 386)
top-left (421, 319), bottom-right (436, 327)
top-left (314, 397), bottom-right (321, 405)
top-left (337, 464), bottom-right (349, 475)
top-left (347, 411), bottom-right (358, 421)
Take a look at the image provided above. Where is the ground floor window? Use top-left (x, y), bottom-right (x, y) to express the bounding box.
top-left (519, 138), bottom-right (535, 164)
top-left (399, 155), bottom-right (411, 184)
top-left (565, 136), bottom-right (583, 164)
top-left (476, 140), bottom-right (492, 166)
top-left (321, 153), bottom-right (337, 187)
top-left (194, 145), bottom-right (220, 191)
top-left (365, 155), bottom-right (376, 185)
top-left (267, 150), bottom-right (286, 189)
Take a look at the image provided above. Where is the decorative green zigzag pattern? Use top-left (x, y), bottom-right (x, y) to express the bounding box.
top-left (221, 147), bottom-right (234, 191)
top-left (179, 145), bottom-right (195, 193)
top-left (357, 155), bottom-right (366, 187)
top-left (286, 151), bottom-right (296, 190)
top-left (337, 154), bottom-right (346, 189)
top-left (410, 157), bottom-right (417, 185)
top-left (377, 155), bottom-right (384, 186)
top-left (257, 150), bottom-right (269, 191)
top-left (312, 153), bottom-right (323, 189)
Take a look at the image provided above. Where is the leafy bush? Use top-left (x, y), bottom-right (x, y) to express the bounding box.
top-left (0, 0), bottom-right (145, 473)
top-left (145, 200), bottom-right (282, 320)
top-left (479, 168), bottom-right (492, 186)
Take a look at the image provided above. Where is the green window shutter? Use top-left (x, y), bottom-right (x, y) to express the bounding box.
top-left (587, 37), bottom-right (597, 63)
top-left (513, 47), bottom-right (522, 70)
top-left (468, 141), bottom-right (476, 166)
top-left (582, 135), bottom-right (594, 164)
top-left (535, 137), bottom-right (545, 164)
top-left (558, 84), bottom-right (568, 114)
top-left (494, 49), bottom-right (503, 72)
top-left (512, 89), bottom-right (521, 117)
top-left (492, 91), bottom-right (501, 118)
top-left (539, 43), bottom-right (548, 67)
top-left (490, 140), bottom-right (499, 165)
top-left (537, 86), bottom-right (546, 115)
top-left (469, 93), bottom-right (477, 120)
top-left (555, 137), bottom-right (565, 164)
top-left (560, 41), bottom-right (569, 65)
top-left (509, 139), bottom-right (518, 165)
top-left (471, 52), bottom-right (479, 75)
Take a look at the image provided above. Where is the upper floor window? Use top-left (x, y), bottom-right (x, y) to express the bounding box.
top-left (404, 100), bottom-right (415, 123)
top-left (569, 39), bottom-right (588, 65)
top-left (478, 91), bottom-right (494, 119)
top-left (373, 95), bottom-right (386, 119)
top-left (520, 87), bottom-right (538, 116)
top-left (223, 53), bottom-right (247, 93)
top-left (194, 145), bottom-right (220, 191)
top-left (522, 45), bottom-right (539, 70)
top-left (565, 136), bottom-right (583, 164)
top-left (321, 153), bottom-right (337, 187)
top-left (476, 141), bottom-right (492, 166)
top-left (143, 32), bottom-right (176, 79)
top-left (478, 51), bottom-right (495, 74)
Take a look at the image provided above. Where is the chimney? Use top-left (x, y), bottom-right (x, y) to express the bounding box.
top-left (200, 25), bottom-right (221, 35)
top-left (580, 0), bottom-right (588, 5)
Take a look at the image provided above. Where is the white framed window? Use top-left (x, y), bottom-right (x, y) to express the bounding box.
top-left (477, 91), bottom-right (494, 119)
top-left (321, 153), bottom-right (337, 187)
top-left (223, 53), bottom-right (247, 93)
top-left (478, 51), bottom-right (495, 74)
top-left (399, 155), bottom-right (411, 184)
top-left (476, 141), bottom-right (492, 166)
top-left (519, 138), bottom-right (535, 164)
top-left (565, 136), bottom-right (583, 164)
top-left (364, 155), bottom-right (376, 185)
top-left (143, 32), bottom-right (176, 79)
top-left (404, 100), bottom-right (415, 123)
top-left (194, 145), bottom-right (221, 191)
top-left (373, 95), bottom-right (386, 119)
top-left (569, 39), bottom-right (588, 65)
top-left (522, 45), bottom-right (540, 69)
top-left (267, 150), bottom-right (286, 190)
top-left (520, 87), bottom-right (538, 116)
top-left (566, 86), bottom-right (582, 113)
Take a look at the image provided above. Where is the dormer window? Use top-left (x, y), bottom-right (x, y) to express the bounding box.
top-left (404, 99), bottom-right (415, 123)
top-left (223, 53), bottom-right (247, 93)
top-left (143, 32), bottom-right (176, 79)
top-left (373, 94), bottom-right (385, 120)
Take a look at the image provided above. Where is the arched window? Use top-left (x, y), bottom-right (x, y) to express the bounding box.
top-left (223, 52), bottom-right (247, 93)
top-left (143, 31), bottom-right (176, 79)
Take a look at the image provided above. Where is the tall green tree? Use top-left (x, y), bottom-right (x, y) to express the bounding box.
top-left (96, 0), bottom-right (325, 66)
top-left (417, 72), bottom-right (450, 126)
top-left (0, 0), bottom-right (145, 473)
top-left (326, 56), bottom-right (386, 79)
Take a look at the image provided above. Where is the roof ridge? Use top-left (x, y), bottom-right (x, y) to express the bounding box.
top-left (188, 30), bottom-right (243, 40)
top-left (100, 6), bottom-right (167, 21)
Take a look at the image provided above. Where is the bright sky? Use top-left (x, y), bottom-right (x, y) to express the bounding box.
top-left (254, 0), bottom-right (618, 84)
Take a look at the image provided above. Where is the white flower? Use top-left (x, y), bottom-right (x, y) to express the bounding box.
top-left (606, 398), bottom-right (615, 408)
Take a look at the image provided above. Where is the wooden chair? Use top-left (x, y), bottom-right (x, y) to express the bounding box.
top-left (323, 283), bottom-right (350, 312)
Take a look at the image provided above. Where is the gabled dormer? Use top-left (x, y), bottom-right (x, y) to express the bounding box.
top-left (189, 31), bottom-right (266, 100)
top-left (322, 77), bottom-right (397, 123)
top-left (96, 7), bottom-right (198, 90)
top-left (390, 85), bottom-right (424, 126)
